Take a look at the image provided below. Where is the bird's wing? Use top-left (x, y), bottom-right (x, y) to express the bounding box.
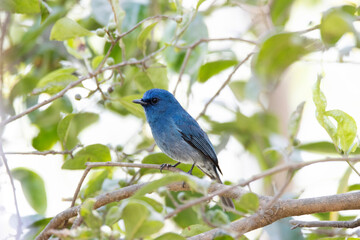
top-left (175, 114), bottom-right (222, 175)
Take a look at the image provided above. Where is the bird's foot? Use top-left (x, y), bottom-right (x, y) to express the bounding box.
top-left (160, 162), bottom-right (181, 173)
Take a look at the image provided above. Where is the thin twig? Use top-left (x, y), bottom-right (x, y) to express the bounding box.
top-left (196, 51), bottom-right (255, 120)
top-left (172, 37), bottom-right (257, 96)
top-left (263, 171), bottom-right (294, 210)
top-left (70, 162), bottom-right (185, 208)
top-left (295, 24), bottom-right (320, 34)
top-left (175, 37), bottom-right (257, 50)
top-left (173, 48), bottom-right (192, 95)
top-left (5, 147), bottom-right (79, 157)
top-left (70, 166), bottom-right (92, 208)
top-left (0, 139), bottom-right (22, 239)
top-left (290, 218), bottom-right (360, 229)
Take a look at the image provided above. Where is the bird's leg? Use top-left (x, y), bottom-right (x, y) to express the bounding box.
top-left (160, 162), bottom-right (181, 173)
top-left (187, 163), bottom-right (196, 175)
top-left (183, 163), bottom-right (196, 188)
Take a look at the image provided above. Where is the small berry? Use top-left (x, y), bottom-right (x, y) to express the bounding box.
top-left (107, 22), bottom-right (117, 31)
top-left (106, 57), bottom-right (114, 65)
top-left (75, 94), bottom-right (81, 100)
top-left (95, 28), bottom-right (105, 37)
top-left (108, 86), bottom-right (114, 93)
top-left (175, 15), bottom-right (183, 23)
top-left (115, 145), bottom-right (123, 152)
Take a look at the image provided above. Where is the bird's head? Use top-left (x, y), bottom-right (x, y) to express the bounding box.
top-left (133, 88), bottom-right (179, 115)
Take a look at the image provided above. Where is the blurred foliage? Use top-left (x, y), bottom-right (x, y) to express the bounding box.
top-left (1, 0), bottom-right (360, 239)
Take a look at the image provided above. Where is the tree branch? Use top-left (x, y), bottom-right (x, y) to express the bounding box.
top-left (188, 190), bottom-right (360, 240)
top-left (290, 218), bottom-right (360, 229)
top-left (36, 179), bottom-right (360, 240)
top-left (0, 139), bottom-right (22, 239)
top-left (196, 51), bottom-right (255, 120)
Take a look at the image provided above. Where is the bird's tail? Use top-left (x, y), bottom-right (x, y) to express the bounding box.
top-left (212, 169), bottom-right (235, 210)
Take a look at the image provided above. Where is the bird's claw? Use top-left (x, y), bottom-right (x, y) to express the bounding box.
top-left (160, 163), bottom-right (171, 173)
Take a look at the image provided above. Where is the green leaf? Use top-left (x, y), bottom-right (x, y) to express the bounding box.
top-left (12, 168), bottom-right (47, 214)
top-left (253, 32), bottom-right (318, 85)
top-left (117, 95), bottom-right (146, 119)
top-left (32, 126), bottom-right (59, 151)
top-left (155, 233), bottom-right (186, 240)
top-left (57, 112), bottom-right (99, 150)
top-left (288, 101), bottom-right (305, 144)
top-left (137, 22), bottom-right (158, 52)
top-left (80, 198), bottom-right (102, 229)
top-left (196, 0), bottom-right (206, 10)
top-left (320, 6), bottom-right (357, 46)
top-left (337, 167), bottom-right (352, 194)
top-left (348, 184), bottom-right (360, 191)
top-left (133, 173), bottom-right (197, 198)
top-left (236, 192), bottom-right (259, 213)
top-left (313, 77), bottom-right (337, 143)
top-left (165, 192), bottom-right (201, 228)
top-left (198, 60), bottom-right (238, 83)
top-left (62, 144), bottom-right (111, 170)
top-left (134, 71), bottom-right (155, 92)
top-left (326, 110), bottom-right (358, 154)
top-left (91, 55), bottom-right (104, 69)
top-left (0, 0), bottom-right (40, 13)
top-left (214, 234), bottom-right (238, 240)
top-left (122, 200), bottom-right (164, 239)
top-left (181, 224), bottom-right (212, 237)
top-left (105, 205), bottom-right (122, 226)
top-left (137, 196), bottom-right (163, 213)
top-left (297, 141), bottom-right (338, 154)
top-left (141, 153), bottom-right (204, 178)
top-left (133, 64), bottom-right (169, 92)
top-left (270, 0), bottom-right (294, 26)
top-left (313, 77), bottom-right (358, 153)
top-left (206, 209), bottom-right (230, 226)
top-left (40, 1), bottom-right (50, 23)
top-left (229, 81), bottom-right (247, 101)
top-left (80, 169), bottom-right (110, 199)
top-left (36, 68), bottom-right (77, 94)
top-left (146, 65), bottom-right (168, 90)
top-left (50, 17), bottom-right (93, 41)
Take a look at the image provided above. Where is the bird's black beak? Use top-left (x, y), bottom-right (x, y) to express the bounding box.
top-left (133, 99), bottom-right (148, 106)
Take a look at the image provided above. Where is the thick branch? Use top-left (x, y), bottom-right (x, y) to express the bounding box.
top-left (290, 218), bottom-right (360, 229)
top-left (189, 190), bottom-right (360, 240)
top-left (36, 178), bottom-right (360, 240)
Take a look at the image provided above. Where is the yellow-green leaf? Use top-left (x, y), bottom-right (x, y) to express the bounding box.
top-left (50, 17), bottom-right (93, 41)
top-left (137, 22), bottom-right (158, 52)
top-left (62, 144), bottom-right (111, 170)
top-left (36, 68), bottom-right (77, 94)
top-left (12, 168), bottom-right (47, 214)
top-left (0, 0), bottom-right (40, 14)
top-left (198, 60), bottom-right (238, 83)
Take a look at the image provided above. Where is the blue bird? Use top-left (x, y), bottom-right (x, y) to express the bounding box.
top-left (133, 88), bottom-right (234, 209)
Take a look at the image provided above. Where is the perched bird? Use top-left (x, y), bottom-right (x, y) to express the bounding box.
top-left (133, 88), bottom-right (234, 209)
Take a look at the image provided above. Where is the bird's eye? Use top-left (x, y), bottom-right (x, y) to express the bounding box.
top-left (151, 98), bottom-right (159, 104)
